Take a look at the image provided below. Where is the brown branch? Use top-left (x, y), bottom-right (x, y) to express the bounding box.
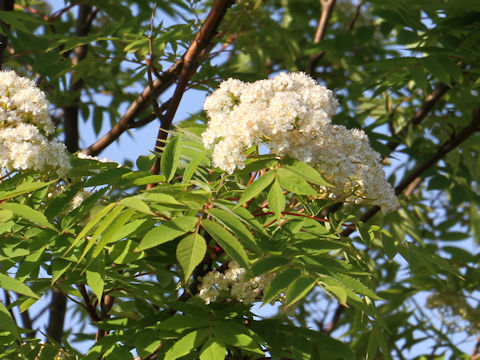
top-left (149, 0), bottom-right (235, 179)
top-left (306, 0), bottom-right (336, 76)
top-left (95, 294), bottom-right (115, 342)
top-left (387, 83), bottom-right (451, 153)
top-left (471, 338), bottom-right (480, 359)
top-left (78, 284), bottom-right (100, 322)
top-left (81, 60), bottom-right (183, 156)
top-left (321, 107), bottom-right (480, 337)
top-left (64, 5), bottom-right (96, 153)
top-left (324, 303), bottom-right (344, 335)
top-left (341, 106), bottom-right (480, 238)
top-left (20, 307), bottom-right (34, 338)
top-left (347, 0), bottom-right (364, 31)
top-left (46, 289), bottom-right (67, 343)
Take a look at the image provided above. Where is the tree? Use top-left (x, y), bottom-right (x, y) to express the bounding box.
top-left (0, 0), bottom-right (479, 359)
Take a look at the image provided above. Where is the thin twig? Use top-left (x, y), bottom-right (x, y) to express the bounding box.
top-left (147, 3), bottom-right (164, 123)
top-left (347, 0), bottom-right (364, 31)
top-left (306, 0), bottom-right (336, 76)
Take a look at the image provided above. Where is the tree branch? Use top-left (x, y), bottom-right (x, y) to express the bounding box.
top-left (64, 5), bottom-right (96, 153)
top-left (387, 82), bottom-right (451, 153)
top-left (342, 105), bottom-right (480, 238)
top-left (78, 284), bottom-right (100, 322)
top-left (46, 289), bottom-right (67, 343)
top-left (321, 107), bottom-right (480, 337)
top-left (149, 0), bottom-right (235, 178)
top-left (306, 0), bottom-right (336, 76)
top-left (81, 59), bottom-right (183, 156)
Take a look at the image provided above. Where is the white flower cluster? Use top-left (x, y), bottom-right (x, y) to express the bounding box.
top-left (199, 261), bottom-right (276, 305)
top-left (202, 72), bottom-right (398, 213)
top-left (0, 71), bottom-right (71, 177)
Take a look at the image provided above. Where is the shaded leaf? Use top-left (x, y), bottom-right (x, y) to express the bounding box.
top-left (202, 220), bottom-right (249, 268)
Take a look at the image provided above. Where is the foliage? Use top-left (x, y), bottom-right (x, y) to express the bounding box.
top-left (0, 0), bottom-right (480, 359)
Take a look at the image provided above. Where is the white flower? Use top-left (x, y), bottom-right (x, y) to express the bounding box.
top-left (202, 72), bottom-right (398, 213)
top-left (0, 71), bottom-right (71, 177)
top-left (198, 261), bottom-right (277, 305)
top-left (0, 70), bottom-right (54, 135)
top-left (76, 152), bottom-right (118, 164)
top-left (0, 123), bottom-right (71, 177)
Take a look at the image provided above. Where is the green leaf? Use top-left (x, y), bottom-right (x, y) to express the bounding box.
top-left (200, 338), bottom-right (226, 360)
top-left (165, 329), bottom-right (208, 360)
top-left (267, 179), bottom-right (285, 221)
top-left (0, 301), bottom-right (19, 339)
top-left (407, 63), bottom-right (429, 93)
top-left (207, 207), bottom-right (259, 252)
top-left (263, 268), bottom-right (301, 305)
top-left (422, 56), bottom-right (451, 85)
top-left (1, 203), bottom-right (55, 230)
top-left (238, 171), bottom-right (275, 206)
top-left (136, 216), bottom-right (198, 251)
top-left (47, 34), bottom-right (120, 53)
top-left (183, 150), bottom-right (206, 183)
top-left (285, 275), bottom-right (317, 306)
top-left (0, 181), bottom-right (52, 201)
top-left (283, 158), bottom-right (331, 186)
top-left (161, 133), bottom-right (183, 182)
top-left (176, 233), bottom-right (207, 282)
top-left (65, 203), bottom-right (117, 255)
top-left (277, 168), bottom-right (317, 195)
top-left (0, 210), bottom-right (12, 223)
top-left (250, 256), bottom-right (289, 277)
top-left (212, 321), bottom-right (263, 354)
top-left (324, 285), bottom-right (347, 306)
top-left (91, 210), bottom-right (136, 259)
top-left (202, 220), bottom-right (249, 268)
top-left (61, 187), bottom-right (109, 231)
top-left (381, 234), bottom-right (397, 260)
top-left (439, 232), bottom-right (470, 241)
top-left (357, 222), bottom-right (373, 246)
top-left (373, 324), bottom-right (392, 360)
top-left (86, 254), bottom-right (105, 301)
top-left (51, 257), bottom-right (72, 285)
top-left (366, 329), bottom-right (379, 360)
top-left (135, 329), bottom-right (162, 358)
top-left (333, 274), bottom-right (381, 300)
top-left (0, 273), bottom-right (39, 299)
top-left (119, 197), bottom-right (153, 215)
top-left (79, 205), bottom-right (124, 264)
